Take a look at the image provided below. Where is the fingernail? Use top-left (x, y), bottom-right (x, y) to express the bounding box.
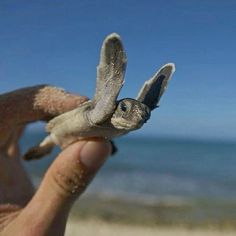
top-left (80, 141), bottom-right (110, 171)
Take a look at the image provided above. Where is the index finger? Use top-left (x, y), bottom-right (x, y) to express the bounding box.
top-left (0, 85), bottom-right (88, 126)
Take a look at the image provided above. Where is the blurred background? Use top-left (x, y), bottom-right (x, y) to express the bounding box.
top-left (1, 0), bottom-right (236, 232)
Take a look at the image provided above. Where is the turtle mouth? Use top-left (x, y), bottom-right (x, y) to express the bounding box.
top-left (111, 116), bottom-right (148, 130)
top-left (110, 117), bottom-right (136, 130)
top-left (114, 121), bottom-right (137, 130)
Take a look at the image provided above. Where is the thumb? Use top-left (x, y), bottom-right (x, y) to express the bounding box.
top-left (39, 140), bottom-right (111, 202)
top-left (16, 140), bottom-right (111, 235)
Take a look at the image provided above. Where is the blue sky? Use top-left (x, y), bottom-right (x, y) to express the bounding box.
top-left (0, 0), bottom-right (236, 140)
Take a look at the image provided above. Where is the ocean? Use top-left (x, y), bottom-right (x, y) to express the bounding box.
top-left (21, 131), bottom-right (236, 226)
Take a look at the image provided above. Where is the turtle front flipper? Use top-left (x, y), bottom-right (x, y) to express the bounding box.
top-left (90, 33), bottom-right (127, 124)
top-left (24, 135), bottom-right (55, 161)
top-left (136, 63), bottom-right (175, 110)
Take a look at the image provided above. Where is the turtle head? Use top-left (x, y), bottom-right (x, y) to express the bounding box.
top-left (110, 98), bottom-right (151, 130)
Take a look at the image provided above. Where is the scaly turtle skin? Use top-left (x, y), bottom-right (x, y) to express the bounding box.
top-left (24, 33), bottom-right (175, 160)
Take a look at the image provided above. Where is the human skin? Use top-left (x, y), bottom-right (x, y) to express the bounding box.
top-left (0, 85), bottom-right (111, 236)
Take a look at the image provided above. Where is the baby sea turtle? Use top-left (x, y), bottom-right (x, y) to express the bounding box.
top-left (24, 33), bottom-right (175, 160)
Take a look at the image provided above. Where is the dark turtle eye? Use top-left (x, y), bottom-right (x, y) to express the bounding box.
top-left (120, 102), bottom-right (127, 112)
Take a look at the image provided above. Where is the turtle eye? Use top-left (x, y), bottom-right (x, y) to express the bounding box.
top-left (120, 102), bottom-right (127, 112)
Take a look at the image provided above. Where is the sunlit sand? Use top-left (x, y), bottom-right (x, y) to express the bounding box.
top-left (66, 219), bottom-right (236, 236)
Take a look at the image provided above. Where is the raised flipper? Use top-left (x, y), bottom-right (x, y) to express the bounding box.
top-left (23, 135), bottom-right (55, 161)
top-left (136, 63), bottom-right (175, 110)
top-left (89, 33), bottom-right (127, 124)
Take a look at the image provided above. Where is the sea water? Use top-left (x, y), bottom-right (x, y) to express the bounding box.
top-left (21, 131), bottom-right (236, 208)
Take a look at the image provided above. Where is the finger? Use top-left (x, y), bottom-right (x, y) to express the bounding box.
top-left (38, 140), bottom-right (111, 202)
top-left (13, 141), bottom-right (111, 235)
top-left (0, 85), bottom-right (88, 127)
top-left (33, 86), bottom-right (88, 121)
top-left (0, 127), bottom-right (34, 206)
top-left (0, 126), bottom-right (24, 156)
top-left (6, 126), bottom-right (25, 158)
top-left (0, 152), bottom-right (34, 206)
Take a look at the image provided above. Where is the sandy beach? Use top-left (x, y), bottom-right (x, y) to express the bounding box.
top-left (66, 219), bottom-right (236, 236)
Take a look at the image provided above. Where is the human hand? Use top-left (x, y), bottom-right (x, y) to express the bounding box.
top-left (0, 85), bottom-right (111, 236)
